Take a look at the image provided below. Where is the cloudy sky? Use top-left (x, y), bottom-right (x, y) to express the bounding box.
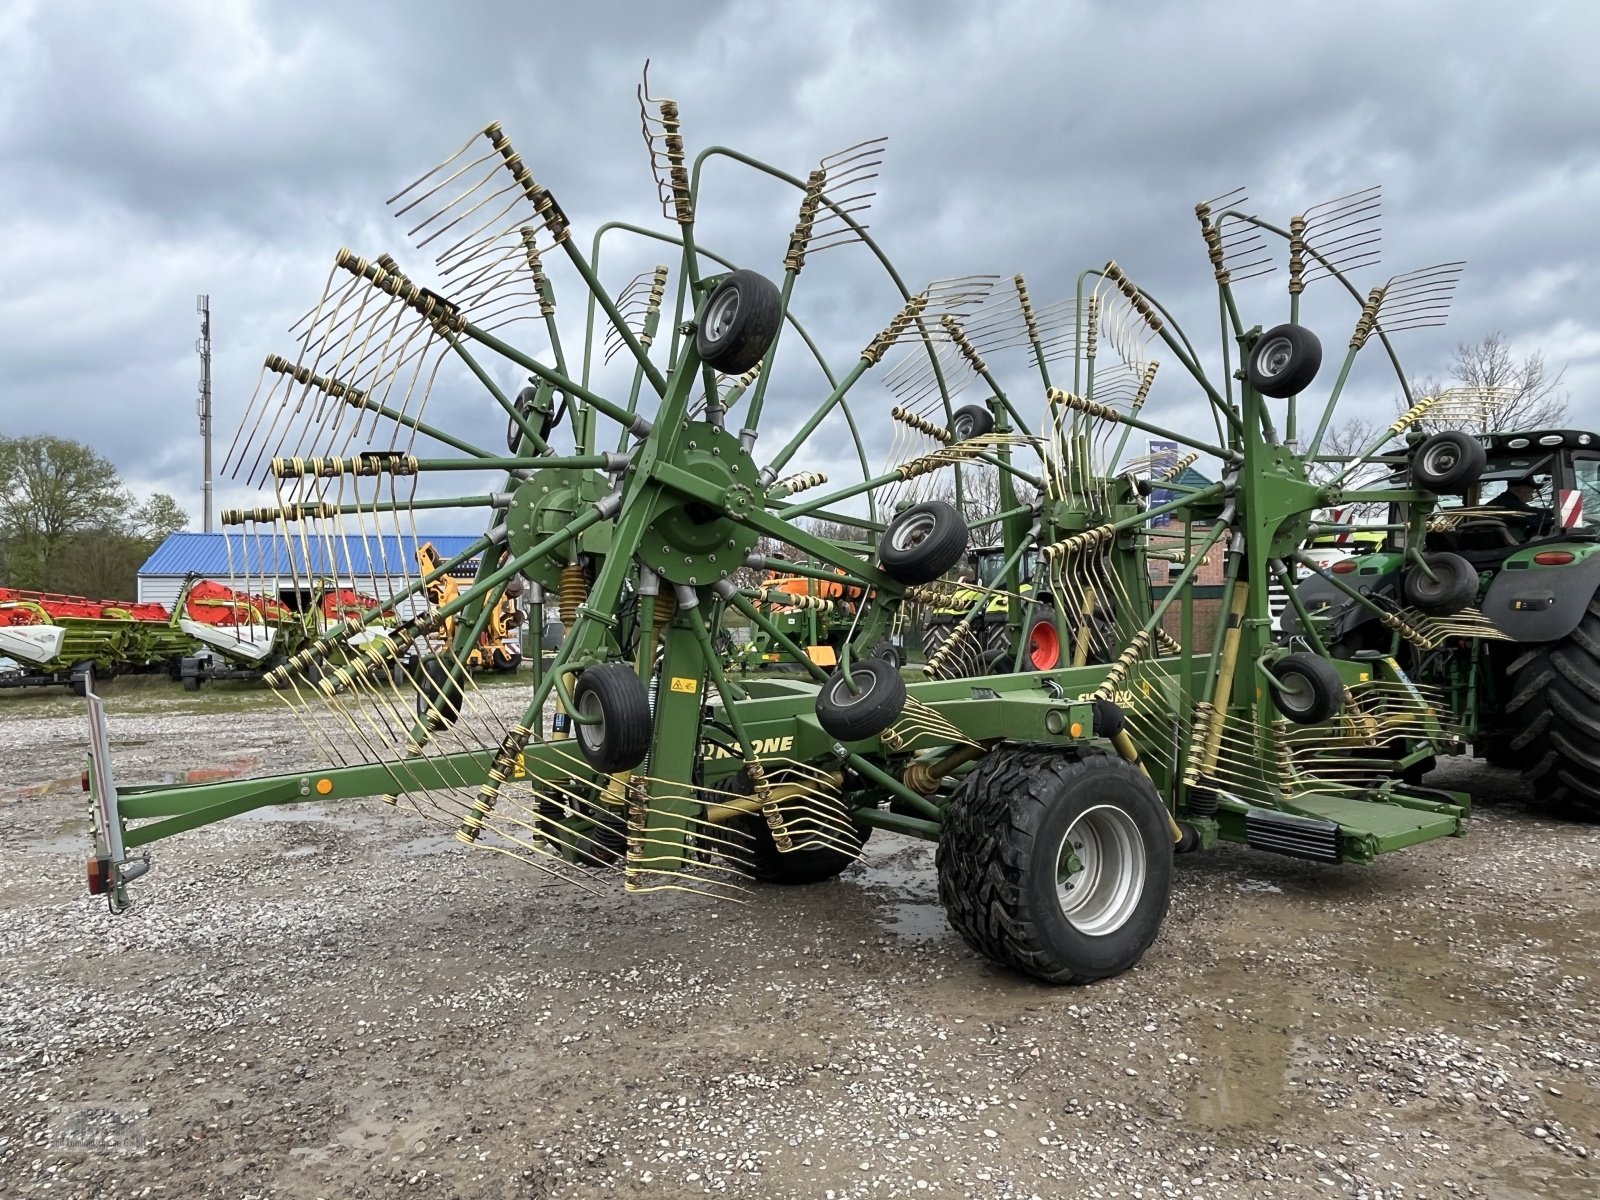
top-left (1, 0), bottom-right (1596, 535)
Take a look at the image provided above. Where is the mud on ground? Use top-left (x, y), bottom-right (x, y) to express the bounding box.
top-left (1, 683), bottom-right (1597, 1199)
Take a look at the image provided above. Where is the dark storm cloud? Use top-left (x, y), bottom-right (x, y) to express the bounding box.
top-left (0, 0), bottom-right (1595, 526)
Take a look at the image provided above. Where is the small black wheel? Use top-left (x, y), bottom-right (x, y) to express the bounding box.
top-left (815, 656), bottom-right (907, 742)
top-left (1402, 552), bottom-right (1478, 615)
top-left (937, 751), bottom-right (1174, 984)
top-left (182, 674), bottom-right (202, 693)
top-left (68, 662), bottom-right (94, 698)
top-left (506, 385), bottom-right (539, 454)
top-left (1091, 698), bottom-right (1127, 739)
top-left (695, 269), bottom-right (783, 374)
top-left (572, 663), bottom-right (652, 773)
top-left (878, 501), bottom-right (969, 585)
top-left (870, 640), bottom-right (903, 671)
top-left (1246, 323), bottom-right (1322, 398)
top-left (950, 404), bottom-right (994, 441)
top-left (715, 768), bottom-right (872, 885)
top-left (1268, 652), bottom-right (1344, 725)
top-left (415, 656), bottom-right (464, 729)
top-left (1410, 431), bottom-right (1486, 493)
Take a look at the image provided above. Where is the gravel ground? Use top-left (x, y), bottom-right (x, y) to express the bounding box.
top-left (1, 682), bottom-right (1597, 1199)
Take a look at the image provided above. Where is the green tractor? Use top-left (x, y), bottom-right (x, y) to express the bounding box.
top-left (1281, 427), bottom-right (1600, 815)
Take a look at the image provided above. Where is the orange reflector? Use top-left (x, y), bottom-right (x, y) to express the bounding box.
top-left (86, 858), bottom-right (108, 895)
top-left (1533, 551), bottom-right (1575, 566)
top-left (80, 768), bottom-right (90, 792)
top-left (315, 778), bottom-right (334, 795)
top-left (1331, 560), bottom-right (1358, 574)
top-left (1070, 722), bottom-right (1083, 737)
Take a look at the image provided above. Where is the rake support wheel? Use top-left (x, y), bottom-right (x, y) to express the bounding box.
top-left (878, 501), bottom-right (969, 586)
top-left (696, 269), bottom-right (783, 374)
top-left (572, 664), bottom-right (652, 773)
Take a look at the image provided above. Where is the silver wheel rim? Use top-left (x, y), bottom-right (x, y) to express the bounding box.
top-left (1276, 670), bottom-right (1314, 716)
top-left (705, 288), bottom-right (741, 343)
top-left (831, 669), bottom-right (877, 707)
top-left (889, 510), bottom-right (937, 552)
top-left (1255, 335), bottom-right (1294, 379)
top-left (577, 688), bottom-right (605, 753)
top-left (1421, 442), bottom-right (1458, 476)
top-left (1055, 804), bottom-right (1146, 936)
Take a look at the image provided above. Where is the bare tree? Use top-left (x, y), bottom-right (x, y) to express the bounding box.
top-left (1403, 332), bottom-right (1567, 434)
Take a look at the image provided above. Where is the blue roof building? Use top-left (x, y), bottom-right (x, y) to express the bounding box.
top-left (136, 531), bottom-right (485, 608)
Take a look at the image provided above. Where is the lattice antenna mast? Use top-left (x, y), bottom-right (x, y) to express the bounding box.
top-left (197, 293), bottom-right (214, 533)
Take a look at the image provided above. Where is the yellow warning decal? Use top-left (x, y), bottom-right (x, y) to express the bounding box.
top-left (670, 676), bottom-right (699, 693)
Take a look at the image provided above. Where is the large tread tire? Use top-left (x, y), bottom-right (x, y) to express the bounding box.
top-left (921, 618), bottom-right (953, 665)
top-left (936, 750), bottom-right (1173, 984)
top-left (1504, 598), bottom-right (1600, 819)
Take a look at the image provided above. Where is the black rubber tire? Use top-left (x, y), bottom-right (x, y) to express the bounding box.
top-left (815, 656), bottom-right (906, 742)
top-left (1504, 595), bottom-right (1600, 820)
top-left (878, 501), bottom-right (969, 585)
top-left (1246, 323), bottom-right (1322, 398)
top-left (717, 768), bottom-right (872, 885)
top-left (870, 640), bottom-right (903, 671)
top-left (1402, 552), bottom-right (1478, 616)
top-left (980, 647), bottom-right (1014, 675)
top-left (1476, 736), bottom-right (1520, 769)
top-left (695, 269), bottom-right (782, 374)
top-left (507, 385), bottom-right (538, 454)
top-left (182, 675), bottom-right (202, 693)
top-left (921, 617), bottom-right (953, 665)
top-left (1268, 652), bottom-right (1344, 725)
top-left (1091, 698), bottom-right (1127, 739)
top-left (950, 404), bottom-right (994, 441)
top-left (936, 750), bottom-right (1173, 984)
top-left (415, 656), bottom-right (464, 729)
top-left (571, 663), bottom-right (652, 773)
top-left (1410, 430), bottom-right (1486, 493)
top-left (68, 663), bottom-right (94, 698)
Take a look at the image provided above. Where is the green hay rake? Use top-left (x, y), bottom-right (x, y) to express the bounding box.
top-left (82, 72), bottom-right (1474, 983)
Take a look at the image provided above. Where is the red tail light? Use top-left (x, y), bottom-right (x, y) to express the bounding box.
top-left (1331, 560), bottom-right (1358, 574)
top-left (86, 857), bottom-right (110, 895)
top-left (80, 768), bottom-right (90, 792)
top-left (1532, 551), bottom-right (1575, 566)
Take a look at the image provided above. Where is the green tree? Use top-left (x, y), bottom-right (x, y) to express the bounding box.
top-left (0, 435), bottom-right (189, 597)
top-left (0, 434), bottom-right (131, 588)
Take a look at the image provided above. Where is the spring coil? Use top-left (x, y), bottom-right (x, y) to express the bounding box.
top-left (559, 562), bottom-right (588, 628)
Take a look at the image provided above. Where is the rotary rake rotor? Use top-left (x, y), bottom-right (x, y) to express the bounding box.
top-left (81, 70), bottom-right (1480, 984)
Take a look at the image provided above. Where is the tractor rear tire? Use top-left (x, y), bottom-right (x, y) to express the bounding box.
top-left (1504, 596), bottom-right (1600, 820)
top-left (936, 750), bottom-right (1173, 984)
top-left (921, 618), bottom-right (953, 665)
